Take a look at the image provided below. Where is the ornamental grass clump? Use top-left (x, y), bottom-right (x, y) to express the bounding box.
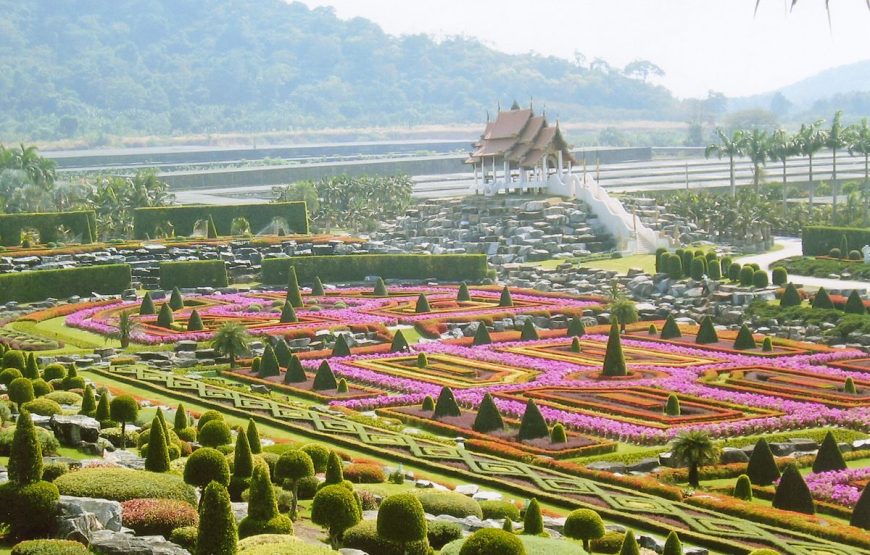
top-left (472, 393), bottom-right (503, 433)
top-left (732, 324), bottom-right (756, 350)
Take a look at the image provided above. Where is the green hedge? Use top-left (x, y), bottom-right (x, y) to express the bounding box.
top-left (54, 467), bottom-right (196, 505)
top-left (802, 226), bottom-right (870, 256)
top-left (261, 254), bottom-right (487, 284)
top-left (0, 211), bottom-right (96, 246)
top-left (0, 264), bottom-right (131, 303)
top-left (159, 260), bottom-right (228, 289)
top-left (133, 202), bottom-right (308, 239)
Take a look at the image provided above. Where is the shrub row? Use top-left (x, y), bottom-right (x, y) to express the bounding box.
top-left (54, 467), bottom-right (197, 505)
top-left (159, 260), bottom-right (229, 289)
top-left (802, 226), bottom-right (870, 256)
top-left (261, 254), bottom-right (488, 284)
top-left (0, 211), bottom-right (96, 246)
top-left (0, 264), bottom-right (131, 304)
top-left (133, 202), bottom-right (308, 239)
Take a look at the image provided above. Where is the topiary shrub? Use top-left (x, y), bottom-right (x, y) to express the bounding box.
top-left (144, 416), bottom-right (170, 473)
top-left (695, 316), bottom-right (718, 344)
top-left (378, 493), bottom-right (428, 553)
top-left (312, 483), bottom-right (362, 548)
top-left (829, 247), bottom-right (842, 259)
top-left (812, 430), bottom-right (847, 473)
top-left (664, 394), bottom-right (681, 417)
top-left (459, 528), bottom-right (524, 555)
top-left (812, 287), bottom-right (834, 310)
top-left (601, 321), bottom-right (627, 377)
top-left (480, 500), bottom-right (520, 522)
top-left (852, 482), bottom-right (869, 529)
top-left (762, 337), bottom-right (773, 352)
top-left (690, 257), bottom-right (705, 281)
top-left (667, 255), bottom-right (683, 280)
top-left (183, 448), bottom-right (230, 504)
top-left (22, 398), bottom-right (62, 416)
top-left (41, 461), bottom-right (69, 483)
top-left (739, 266), bottom-right (754, 286)
top-left (844, 290), bottom-right (867, 314)
top-left (616, 529), bottom-right (640, 555)
top-left (284, 355), bottom-right (307, 384)
top-left (0, 367), bottom-right (22, 386)
top-left (747, 438), bottom-right (780, 486)
top-left (44, 391), bottom-right (80, 406)
top-left (11, 539), bottom-right (89, 555)
top-left (499, 286), bottom-right (513, 307)
top-left (285, 266), bottom-right (304, 308)
top-left (275, 449), bottom-right (314, 519)
top-left (732, 324), bottom-right (757, 350)
top-left (229, 430), bottom-right (254, 501)
top-left (2, 350), bottom-right (26, 371)
top-left (331, 335), bottom-right (351, 357)
top-left (472, 322), bottom-right (492, 346)
top-left (662, 531), bottom-right (682, 555)
top-left (199, 420), bottom-right (233, 448)
top-left (850, 249), bottom-right (862, 260)
top-left (342, 520), bottom-right (429, 555)
top-left (733, 474), bottom-right (753, 501)
top-left (9, 377), bottom-right (35, 410)
top-left (1, 480), bottom-right (60, 540)
top-left (416, 490), bottom-right (483, 519)
top-left (567, 317), bottom-right (586, 337)
top-left (522, 498), bottom-right (544, 535)
top-left (322, 451), bottom-right (344, 487)
top-left (520, 319), bottom-right (539, 341)
top-left (373, 277), bottom-right (388, 296)
top-left (170, 526), bottom-right (198, 553)
top-left (140, 292), bottom-right (156, 316)
top-left (121, 498), bottom-right (198, 537)
top-left (518, 399), bottom-right (549, 441)
top-left (0, 425), bottom-right (58, 458)
top-left (390, 330), bottom-right (410, 353)
top-left (433, 386), bottom-right (461, 419)
top-left (472, 393), bottom-right (503, 433)
top-left (313, 360), bottom-right (338, 390)
top-left (563, 508), bottom-right (605, 552)
top-left (550, 423), bottom-right (567, 444)
top-left (258, 345), bottom-right (280, 378)
top-left (344, 463), bottom-right (385, 484)
top-left (752, 270), bottom-right (769, 288)
top-left (415, 294), bottom-right (431, 313)
top-left (279, 301), bottom-right (297, 324)
top-left (109, 395), bottom-right (138, 449)
top-left (8, 410), bottom-right (43, 486)
top-left (196, 482), bottom-right (238, 555)
top-left (56, 467), bottom-right (196, 504)
top-left (196, 410), bottom-right (224, 431)
top-left (156, 303), bottom-right (174, 328)
top-left (300, 443), bottom-right (329, 473)
top-left (772, 463), bottom-right (815, 514)
top-left (237, 535), bottom-right (335, 554)
top-left (660, 314), bottom-right (681, 339)
top-left (427, 520), bottom-right (463, 550)
top-left (238, 465), bottom-right (293, 539)
top-left (41, 363), bottom-right (66, 382)
top-left (570, 336), bottom-right (581, 352)
top-left (727, 262), bottom-right (741, 282)
top-left (771, 266), bottom-right (788, 286)
top-left (780, 283), bottom-right (802, 307)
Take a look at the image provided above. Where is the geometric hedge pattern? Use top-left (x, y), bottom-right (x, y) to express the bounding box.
top-left (95, 365), bottom-right (862, 555)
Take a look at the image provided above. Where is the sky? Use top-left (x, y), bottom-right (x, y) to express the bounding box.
top-left (297, 0), bottom-right (870, 99)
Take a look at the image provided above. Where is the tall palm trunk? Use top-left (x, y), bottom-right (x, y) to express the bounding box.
top-left (808, 154), bottom-right (815, 217)
top-left (864, 153), bottom-right (869, 226)
top-left (729, 155), bottom-right (736, 197)
top-left (782, 160), bottom-right (788, 216)
top-left (832, 147), bottom-right (838, 225)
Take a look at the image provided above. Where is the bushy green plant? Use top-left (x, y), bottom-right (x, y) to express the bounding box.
top-left (518, 399), bottom-right (549, 441)
top-left (373, 277), bottom-right (388, 296)
top-left (300, 443), bottom-right (330, 472)
top-left (312, 484), bottom-right (362, 548)
top-left (342, 520), bottom-right (429, 555)
top-left (762, 337), bottom-right (773, 352)
top-left (472, 322), bottom-right (492, 346)
top-left (472, 393), bottom-right (504, 433)
top-left (459, 528), bottom-right (524, 555)
top-left (457, 282), bottom-right (471, 301)
top-left (8, 377), bottom-right (35, 409)
top-left (275, 449), bottom-right (314, 519)
top-left (0, 480), bottom-right (60, 540)
top-left (601, 321), bottom-right (627, 377)
top-left (567, 317), bottom-right (585, 337)
top-left (10, 539), bottom-right (89, 555)
top-left (284, 355), bottom-right (307, 383)
top-left (416, 490), bottom-right (483, 519)
top-left (433, 386), bottom-right (461, 419)
top-left (844, 290), bottom-right (867, 314)
top-left (41, 363), bottom-right (66, 382)
top-left (550, 423), bottom-right (567, 444)
top-left (285, 266), bottom-right (304, 308)
top-left (852, 482), bottom-right (869, 529)
top-left (390, 330), bottom-right (410, 352)
top-left (3, 349), bottom-right (26, 371)
top-left (738, 265), bottom-right (754, 286)
top-left (121, 498), bottom-right (198, 538)
top-left (520, 319), bottom-right (539, 341)
top-left (779, 283), bottom-right (802, 307)
top-left (0, 367), bottom-right (22, 386)
top-left (421, 395), bottom-right (434, 411)
top-left (660, 314), bottom-right (682, 339)
top-left (690, 256), bottom-right (705, 280)
top-left (522, 498), bottom-right (544, 535)
top-left (415, 293), bottom-right (431, 313)
top-left (156, 302), bottom-right (174, 328)
top-left (480, 500), bottom-right (520, 522)
top-left (728, 262), bottom-right (741, 282)
top-left (499, 286), bottom-right (514, 307)
top-left (812, 431), bottom-right (847, 473)
top-left (733, 324), bottom-right (757, 350)
top-left (812, 287), bottom-right (834, 309)
top-left (258, 345), bottom-right (280, 378)
top-left (752, 270), bottom-right (769, 288)
top-left (845, 376), bottom-right (857, 394)
top-left (733, 474), bottom-right (753, 501)
top-left (184, 447), bottom-right (230, 503)
top-left (196, 482), bottom-right (238, 555)
top-left (618, 530), bottom-right (640, 555)
top-left (40, 461), bottom-right (69, 483)
top-left (238, 465), bottom-right (293, 539)
top-left (695, 316), bottom-right (718, 344)
top-left (667, 254), bottom-right (683, 280)
top-left (9, 410), bottom-right (42, 486)
top-left (323, 451), bottom-right (345, 486)
top-left (279, 301), bottom-right (297, 323)
top-left (187, 309), bottom-right (204, 331)
top-left (199, 420), bottom-right (233, 448)
top-left (377, 493), bottom-right (428, 551)
top-left (22, 398), bottom-right (61, 416)
top-left (109, 395), bottom-right (138, 449)
top-left (662, 531), bottom-right (682, 555)
top-left (170, 526), bottom-right (198, 553)
top-left (829, 247), bottom-right (842, 259)
top-left (771, 266), bottom-right (788, 286)
top-left (145, 415), bottom-right (170, 473)
top-left (664, 394), bottom-right (681, 417)
top-left (246, 419), bottom-right (261, 455)
top-left (56, 467), bottom-right (197, 504)
top-left (427, 520), bottom-right (463, 550)
top-left (564, 508), bottom-right (605, 552)
top-left (313, 360), bottom-right (338, 390)
top-left (747, 439), bottom-right (781, 486)
top-left (0, 426), bottom-right (58, 457)
top-left (772, 463), bottom-right (815, 515)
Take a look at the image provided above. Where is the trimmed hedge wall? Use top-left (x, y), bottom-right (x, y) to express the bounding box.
top-left (802, 226), bottom-right (870, 256)
top-left (0, 264), bottom-right (131, 303)
top-left (159, 260), bottom-right (228, 289)
top-left (261, 254), bottom-right (488, 284)
top-left (0, 211), bottom-right (96, 246)
top-left (133, 202), bottom-right (308, 239)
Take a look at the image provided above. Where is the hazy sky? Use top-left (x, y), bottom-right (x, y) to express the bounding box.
top-left (297, 0), bottom-right (870, 99)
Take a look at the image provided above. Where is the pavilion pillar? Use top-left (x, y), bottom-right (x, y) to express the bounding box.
top-left (558, 151), bottom-right (564, 177)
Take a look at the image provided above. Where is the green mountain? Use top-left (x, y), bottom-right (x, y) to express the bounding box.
top-left (0, 0), bottom-right (679, 141)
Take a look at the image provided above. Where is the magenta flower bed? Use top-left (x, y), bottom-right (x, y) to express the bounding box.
top-left (802, 467), bottom-right (869, 507)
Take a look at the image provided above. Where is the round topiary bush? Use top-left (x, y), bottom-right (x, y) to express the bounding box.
top-left (480, 500), bottom-right (521, 521)
top-left (739, 266), bottom-right (754, 287)
top-left (415, 490), bottom-right (483, 519)
top-left (342, 520), bottom-right (430, 555)
top-left (850, 249), bottom-right (862, 260)
top-left (0, 367), bottom-right (22, 386)
top-left (311, 483), bottom-right (362, 547)
top-left (121, 498), bottom-right (198, 537)
top-left (427, 520), bottom-right (463, 550)
top-left (2, 350), bottom-right (26, 371)
top-left (563, 508), bottom-right (605, 552)
top-left (196, 410), bottom-right (224, 431)
top-left (377, 493), bottom-right (428, 552)
top-left (300, 443), bottom-right (330, 472)
top-left (8, 377), bottom-right (35, 409)
top-left (771, 266), bottom-right (788, 286)
top-left (458, 528), bottom-right (525, 555)
top-left (829, 247), bottom-right (842, 258)
top-left (31, 379), bottom-right (53, 398)
top-left (11, 539), bottom-right (89, 555)
top-left (55, 467), bottom-right (197, 504)
top-left (752, 270), bottom-right (769, 288)
top-left (22, 398), bottom-right (62, 416)
top-left (43, 391), bottom-right (81, 406)
top-left (41, 364), bottom-right (67, 382)
top-left (198, 420), bottom-right (233, 448)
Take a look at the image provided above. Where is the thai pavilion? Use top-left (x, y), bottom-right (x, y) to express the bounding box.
top-left (466, 104), bottom-right (576, 195)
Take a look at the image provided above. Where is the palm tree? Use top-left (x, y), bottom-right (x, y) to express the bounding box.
top-left (768, 129), bottom-right (798, 215)
top-left (826, 111), bottom-right (848, 224)
top-left (744, 128), bottom-right (769, 194)
top-left (211, 322), bottom-right (250, 368)
top-left (671, 430), bottom-right (718, 488)
top-left (114, 310), bottom-right (138, 349)
top-left (607, 282), bottom-right (638, 333)
top-left (796, 121), bottom-right (826, 217)
top-left (705, 129), bottom-right (745, 197)
top-left (848, 118), bottom-right (870, 225)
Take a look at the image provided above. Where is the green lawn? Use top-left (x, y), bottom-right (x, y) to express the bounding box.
top-left (536, 254), bottom-right (656, 275)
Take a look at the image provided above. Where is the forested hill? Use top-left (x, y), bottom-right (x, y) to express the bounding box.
top-left (0, 0), bottom-right (680, 142)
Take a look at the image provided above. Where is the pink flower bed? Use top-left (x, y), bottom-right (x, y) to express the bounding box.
top-left (803, 467), bottom-right (869, 507)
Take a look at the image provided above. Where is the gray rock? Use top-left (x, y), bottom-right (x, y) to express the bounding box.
top-left (720, 447), bottom-right (750, 464)
top-left (50, 414), bottom-right (101, 447)
top-left (586, 461), bottom-right (627, 474)
top-left (768, 442), bottom-right (797, 456)
top-left (59, 496), bottom-right (123, 532)
top-left (88, 530), bottom-right (190, 555)
top-left (627, 458), bottom-right (660, 473)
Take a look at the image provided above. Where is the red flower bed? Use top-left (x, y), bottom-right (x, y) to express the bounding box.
top-left (121, 498), bottom-right (198, 538)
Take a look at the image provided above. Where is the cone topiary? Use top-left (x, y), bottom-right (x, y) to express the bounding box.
top-left (323, 451), bottom-right (344, 486)
top-left (762, 337), bottom-right (773, 352)
top-left (390, 330), bottom-right (410, 352)
top-left (286, 266), bottom-right (304, 308)
top-left (844, 290), bottom-right (867, 314)
top-left (373, 277), bottom-right (388, 296)
top-left (618, 530), bottom-right (641, 555)
top-left (311, 276), bottom-right (325, 297)
top-left (518, 399), bottom-right (549, 441)
top-left (520, 319), bottom-right (539, 341)
top-left (567, 317), bottom-right (586, 337)
top-left (421, 395), bottom-right (435, 411)
top-left (186, 309), bottom-right (204, 331)
top-left (251, 357), bottom-right (261, 376)
top-left (144, 415), bottom-right (170, 473)
top-left (498, 286), bottom-right (513, 307)
top-left (664, 394), bottom-right (681, 416)
top-left (602, 321), bottom-right (627, 377)
top-left (812, 431), bottom-right (847, 473)
top-left (550, 423), bottom-right (567, 444)
top-left (433, 386), bottom-right (461, 419)
top-left (8, 410), bottom-right (42, 486)
top-left (472, 393), bottom-right (504, 433)
top-left (258, 345), bottom-right (280, 378)
top-left (662, 530), bottom-right (683, 555)
top-left (416, 352), bottom-right (428, 368)
top-left (284, 354), bottom-right (307, 384)
top-left (169, 287), bottom-right (184, 310)
top-left (733, 474), bottom-right (753, 501)
top-left (648, 323), bottom-right (657, 334)
top-left (695, 316), bottom-right (718, 344)
top-left (336, 378), bottom-right (348, 393)
top-left (24, 353), bottom-right (39, 380)
top-left (747, 438), bottom-right (780, 486)
top-left (415, 294), bottom-right (431, 313)
top-left (95, 390), bottom-right (111, 423)
top-left (139, 292), bottom-right (156, 315)
top-left (522, 498), bottom-right (544, 535)
top-left (313, 361), bottom-right (338, 391)
top-left (779, 283), bottom-right (801, 308)
top-left (852, 482), bottom-right (870, 529)
top-left (772, 463), bottom-right (815, 514)
top-left (502, 518), bottom-right (514, 532)
top-left (80, 385), bottom-right (97, 417)
top-left (332, 334), bottom-right (352, 357)
top-left (246, 419), bottom-right (261, 455)
top-left (238, 464), bottom-right (293, 539)
top-left (279, 301), bottom-right (297, 323)
top-left (845, 376), bottom-right (857, 394)
top-left (472, 322), bottom-right (492, 346)
top-left (733, 324), bottom-right (756, 350)
top-left (274, 339), bottom-right (292, 367)
top-left (661, 314), bottom-right (682, 339)
top-left (570, 336), bottom-right (581, 353)
top-left (457, 282), bottom-right (471, 302)
top-left (196, 482), bottom-right (237, 555)
top-left (156, 303), bottom-right (174, 328)
top-left (812, 287), bottom-right (834, 309)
